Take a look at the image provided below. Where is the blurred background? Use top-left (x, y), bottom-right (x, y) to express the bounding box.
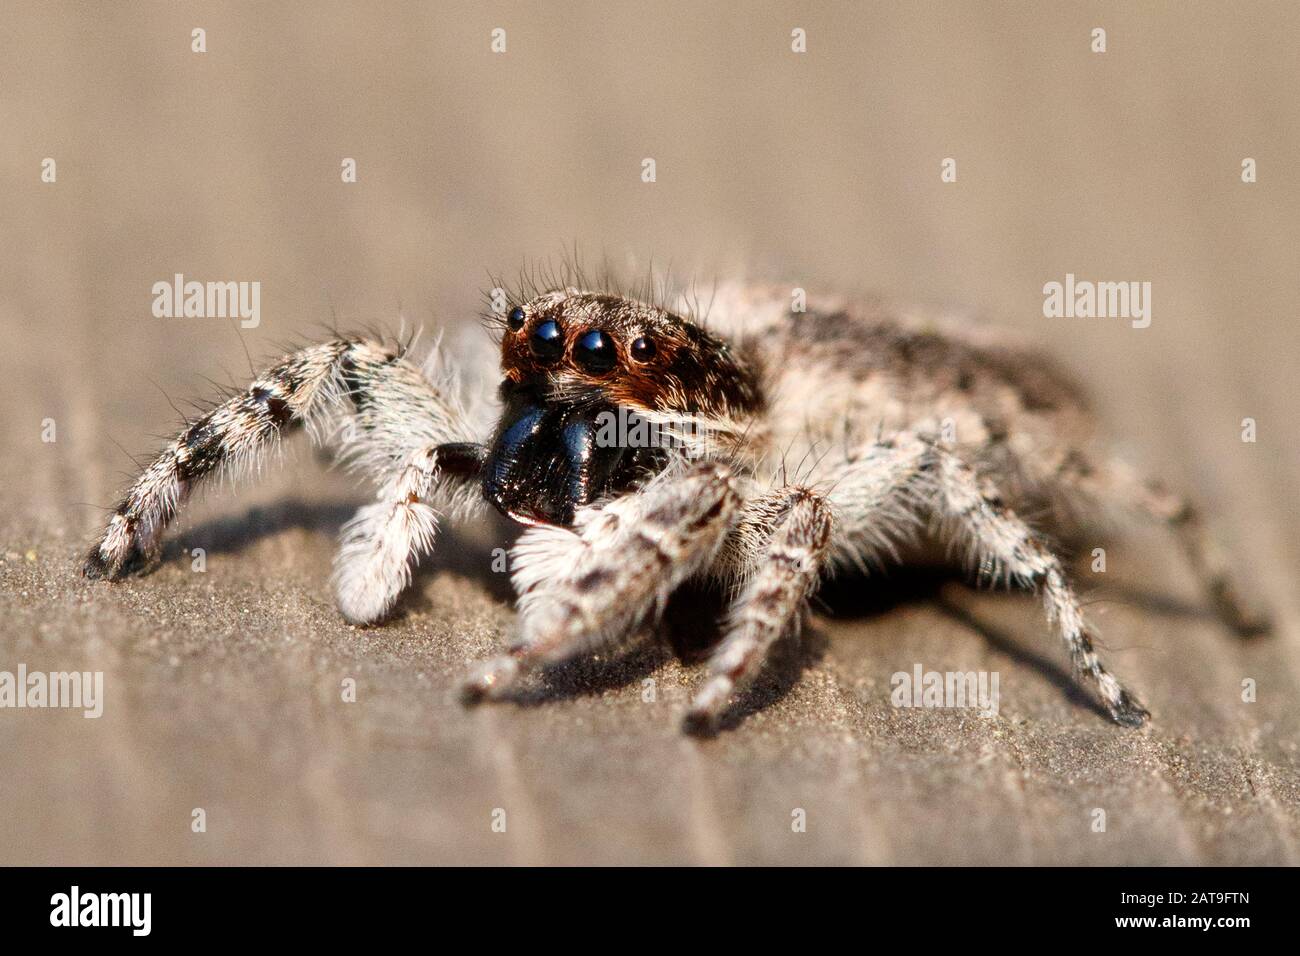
top-left (1, 1), bottom-right (1297, 864)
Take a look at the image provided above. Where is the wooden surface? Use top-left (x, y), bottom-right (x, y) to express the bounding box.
top-left (2, 1), bottom-right (1298, 865)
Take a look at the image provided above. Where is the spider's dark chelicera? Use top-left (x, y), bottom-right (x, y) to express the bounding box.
top-left (82, 278), bottom-right (1269, 732)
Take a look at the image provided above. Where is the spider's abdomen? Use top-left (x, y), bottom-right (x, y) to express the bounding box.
top-left (704, 284), bottom-right (1098, 489)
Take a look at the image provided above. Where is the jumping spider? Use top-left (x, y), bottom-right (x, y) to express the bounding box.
top-left (83, 278), bottom-right (1267, 731)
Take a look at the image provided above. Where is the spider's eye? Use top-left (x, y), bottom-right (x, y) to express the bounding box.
top-left (530, 320), bottom-right (564, 361)
top-left (507, 306), bottom-right (526, 331)
top-left (630, 336), bottom-right (657, 362)
top-left (573, 329), bottom-right (617, 374)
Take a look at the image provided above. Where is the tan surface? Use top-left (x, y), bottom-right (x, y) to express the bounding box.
top-left (1, 1), bottom-right (1298, 865)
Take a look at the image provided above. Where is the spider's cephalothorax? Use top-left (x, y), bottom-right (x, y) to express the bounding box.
top-left (83, 281), bottom-right (1269, 732)
top-left (478, 291), bottom-right (762, 526)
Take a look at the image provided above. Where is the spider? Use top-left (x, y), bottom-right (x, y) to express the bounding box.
top-left (82, 275), bottom-right (1268, 732)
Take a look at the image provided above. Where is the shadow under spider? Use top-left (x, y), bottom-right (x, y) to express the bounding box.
top-left (818, 566), bottom-right (1120, 722)
top-left (152, 498), bottom-right (1240, 726)
top-left (158, 497), bottom-right (358, 566)
top-left (492, 580), bottom-right (827, 722)
top-left (934, 587), bottom-right (1111, 722)
top-left (156, 497), bottom-right (519, 605)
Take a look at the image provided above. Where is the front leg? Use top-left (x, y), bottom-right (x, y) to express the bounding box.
top-left (333, 442), bottom-right (485, 624)
top-left (685, 487), bottom-right (833, 731)
top-left (461, 461), bottom-right (741, 702)
top-left (83, 338), bottom-right (478, 581)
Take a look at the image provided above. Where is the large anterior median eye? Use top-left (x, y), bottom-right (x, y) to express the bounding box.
top-left (573, 329), bottom-right (617, 374)
top-left (530, 320), bottom-right (564, 361)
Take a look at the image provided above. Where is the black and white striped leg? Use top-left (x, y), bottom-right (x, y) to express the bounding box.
top-left (686, 487), bottom-right (833, 731)
top-left (933, 447), bottom-right (1150, 726)
top-left (461, 461), bottom-right (741, 703)
top-left (1160, 496), bottom-right (1270, 636)
top-left (1126, 476), bottom-right (1270, 636)
top-left (1039, 454), bottom-right (1270, 637)
top-left (83, 339), bottom-right (479, 588)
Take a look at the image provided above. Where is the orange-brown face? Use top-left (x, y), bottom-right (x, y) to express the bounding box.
top-left (497, 290), bottom-right (763, 420)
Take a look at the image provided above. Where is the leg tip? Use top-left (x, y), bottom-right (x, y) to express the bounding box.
top-left (1110, 692), bottom-right (1151, 728)
top-left (459, 657), bottom-right (520, 706)
top-left (82, 543), bottom-right (154, 581)
top-left (458, 683), bottom-right (489, 707)
top-left (683, 676), bottom-right (732, 736)
top-left (1226, 605), bottom-right (1273, 639)
top-left (682, 708), bottom-right (720, 738)
top-left (1211, 583), bottom-right (1273, 638)
top-left (81, 548), bottom-right (110, 580)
